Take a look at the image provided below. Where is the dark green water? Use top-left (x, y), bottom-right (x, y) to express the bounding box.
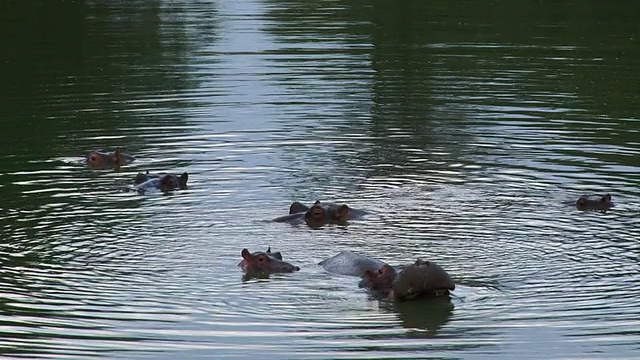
top-left (1, 1), bottom-right (639, 359)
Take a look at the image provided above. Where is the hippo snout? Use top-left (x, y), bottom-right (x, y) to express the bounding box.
top-left (277, 263), bottom-right (300, 273)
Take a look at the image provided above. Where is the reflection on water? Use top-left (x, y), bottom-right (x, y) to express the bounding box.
top-left (385, 297), bottom-right (455, 336)
top-left (1, 0), bottom-right (640, 359)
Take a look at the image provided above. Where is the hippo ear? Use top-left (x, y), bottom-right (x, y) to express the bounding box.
top-left (364, 269), bottom-right (376, 280)
top-left (241, 248), bottom-right (252, 260)
top-left (314, 200), bottom-right (321, 205)
top-left (113, 149), bottom-right (121, 164)
top-left (602, 194), bottom-right (612, 202)
top-left (289, 202), bottom-right (309, 214)
top-left (266, 247), bottom-right (271, 253)
top-left (379, 265), bottom-right (391, 275)
top-left (336, 205), bottom-right (350, 219)
top-left (179, 172), bottom-right (188, 187)
top-left (134, 173), bottom-right (147, 184)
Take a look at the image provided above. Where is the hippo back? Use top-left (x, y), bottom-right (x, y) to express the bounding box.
top-left (392, 259), bottom-right (455, 300)
top-left (319, 250), bottom-right (387, 277)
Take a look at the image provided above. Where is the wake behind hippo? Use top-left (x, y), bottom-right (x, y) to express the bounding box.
top-left (86, 149), bottom-right (134, 168)
top-left (272, 200), bottom-right (366, 227)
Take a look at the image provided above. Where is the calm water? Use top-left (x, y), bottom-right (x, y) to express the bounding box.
top-left (1, 0), bottom-right (639, 359)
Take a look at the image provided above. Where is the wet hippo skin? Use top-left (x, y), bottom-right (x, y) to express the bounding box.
top-left (319, 250), bottom-right (388, 276)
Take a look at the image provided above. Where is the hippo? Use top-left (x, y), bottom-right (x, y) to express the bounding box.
top-left (238, 247), bottom-right (300, 276)
top-left (318, 250), bottom-right (387, 276)
top-left (134, 171), bottom-right (188, 194)
top-left (320, 251), bottom-right (455, 301)
top-left (272, 200), bottom-right (366, 227)
top-left (361, 259), bottom-right (455, 301)
top-left (576, 194), bottom-right (613, 213)
top-left (86, 149), bottom-right (135, 168)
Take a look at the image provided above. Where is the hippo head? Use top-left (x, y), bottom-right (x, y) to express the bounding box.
top-left (360, 264), bottom-right (398, 292)
top-left (157, 173), bottom-right (188, 191)
top-left (134, 171), bottom-right (151, 185)
top-left (86, 149), bottom-right (124, 168)
top-left (304, 201), bottom-right (351, 227)
top-left (239, 248), bottom-right (300, 275)
top-left (159, 174), bottom-right (179, 191)
top-left (576, 194), bottom-right (613, 212)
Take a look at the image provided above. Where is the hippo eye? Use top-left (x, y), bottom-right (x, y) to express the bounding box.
top-left (257, 256), bottom-right (266, 263)
top-left (90, 156), bottom-right (98, 162)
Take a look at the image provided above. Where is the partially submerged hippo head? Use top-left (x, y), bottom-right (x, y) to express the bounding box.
top-left (134, 171), bottom-right (189, 194)
top-left (576, 194), bottom-right (613, 213)
top-left (272, 200), bottom-right (365, 227)
top-left (304, 201), bottom-right (361, 227)
top-left (238, 248), bottom-right (299, 275)
top-left (158, 172), bottom-right (189, 191)
top-left (134, 171), bottom-right (151, 185)
top-left (360, 259), bottom-right (455, 301)
top-left (86, 149), bottom-right (134, 168)
top-left (360, 264), bottom-right (398, 291)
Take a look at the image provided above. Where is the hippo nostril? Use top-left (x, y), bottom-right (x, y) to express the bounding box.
top-left (283, 265), bottom-right (299, 272)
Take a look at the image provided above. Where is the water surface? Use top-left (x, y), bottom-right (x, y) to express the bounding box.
top-left (1, 0), bottom-right (639, 359)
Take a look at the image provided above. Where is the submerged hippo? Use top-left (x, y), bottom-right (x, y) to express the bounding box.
top-left (238, 247), bottom-right (300, 275)
top-left (320, 251), bottom-right (455, 301)
top-left (576, 194), bottom-right (613, 213)
top-left (318, 250), bottom-right (387, 276)
top-left (86, 149), bottom-right (135, 168)
top-left (134, 171), bottom-right (188, 194)
top-left (361, 259), bottom-right (455, 301)
top-left (272, 200), bottom-right (366, 227)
